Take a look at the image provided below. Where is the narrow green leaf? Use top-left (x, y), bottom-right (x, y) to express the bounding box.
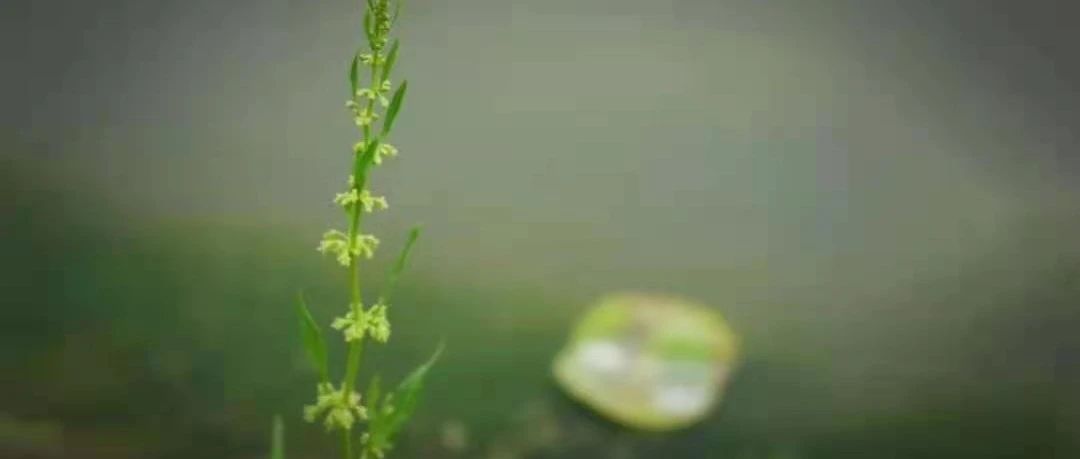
top-left (269, 415), bottom-right (285, 459)
top-left (381, 80), bottom-right (407, 137)
top-left (363, 8), bottom-right (375, 45)
top-left (391, 0), bottom-right (403, 26)
top-left (351, 137), bottom-right (382, 191)
top-left (385, 342), bottom-right (444, 438)
top-left (380, 39), bottom-right (399, 83)
top-left (366, 374), bottom-right (383, 421)
top-left (363, 342), bottom-right (442, 456)
top-left (349, 52), bottom-right (360, 98)
top-left (379, 226), bottom-right (420, 304)
top-left (296, 292), bottom-right (329, 382)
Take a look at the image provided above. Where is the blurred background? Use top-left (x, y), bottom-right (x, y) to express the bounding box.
top-left (2, 0), bottom-right (1079, 457)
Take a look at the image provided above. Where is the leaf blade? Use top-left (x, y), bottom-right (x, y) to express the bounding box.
top-left (349, 52), bottom-right (360, 98)
top-left (392, 0), bottom-right (403, 26)
top-left (351, 137), bottom-right (382, 191)
top-left (386, 342), bottom-right (444, 438)
top-left (379, 226), bottom-right (421, 303)
top-left (364, 343), bottom-right (443, 456)
top-left (381, 80), bottom-right (407, 137)
top-left (366, 373), bottom-right (383, 423)
top-left (296, 292), bottom-right (329, 383)
top-left (363, 8), bottom-right (375, 46)
top-left (380, 39), bottom-right (399, 83)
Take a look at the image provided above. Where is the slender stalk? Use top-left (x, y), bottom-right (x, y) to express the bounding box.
top-left (338, 42), bottom-right (382, 459)
top-left (343, 57), bottom-right (380, 399)
top-left (299, 3), bottom-right (438, 458)
top-left (342, 429), bottom-right (353, 459)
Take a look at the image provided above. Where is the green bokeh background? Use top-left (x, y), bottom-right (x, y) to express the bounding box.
top-left (3, 0), bottom-right (1078, 457)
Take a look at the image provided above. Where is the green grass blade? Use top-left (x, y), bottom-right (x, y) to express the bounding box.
top-left (351, 137), bottom-right (382, 191)
top-left (349, 52), bottom-right (360, 97)
top-left (379, 226), bottom-right (421, 303)
top-left (392, 0), bottom-right (403, 26)
top-left (366, 374), bottom-right (383, 422)
top-left (385, 342), bottom-right (444, 438)
top-left (380, 39), bottom-right (399, 83)
top-left (363, 8), bottom-right (375, 45)
top-left (364, 342), bottom-right (443, 455)
top-left (270, 415), bottom-right (285, 459)
top-left (296, 292), bottom-right (329, 382)
top-left (380, 80), bottom-right (407, 137)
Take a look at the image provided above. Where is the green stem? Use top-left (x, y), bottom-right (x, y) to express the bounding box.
top-left (342, 429), bottom-right (353, 459)
top-left (343, 58), bottom-right (380, 397)
top-left (339, 44), bottom-right (384, 459)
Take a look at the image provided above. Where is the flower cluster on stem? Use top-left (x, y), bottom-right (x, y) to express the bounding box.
top-left (304, 382), bottom-right (367, 432)
top-left (331, 302), bottom-right (391, 343)
top-left (301, 1), bottom-right (420, 458)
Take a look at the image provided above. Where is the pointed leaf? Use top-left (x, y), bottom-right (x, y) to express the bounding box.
top-left (366, 374), bottom-right (383, 421)
top-left (349, 52), bottom-right (360, 98)
top-left (269, 415), bottom-right (285, 459)
top-left (381, 80), bottom-right (407, 137)
top-left (385, 342), bottom-right (443, 438)
top-left (380, 39), bottom-right (399, 83)
top-left (380, 226), bottom-right (420, 303)
top-left (363, 8), bottom-right (375, 45)
top-left (392, 0), bottom-right (403, 26)
top-left (296, 292), bottom-right (329, 382)
top-left (351, 137), bottom-right (382, 191)
top-left (363, 343), bottom-right (442, 456)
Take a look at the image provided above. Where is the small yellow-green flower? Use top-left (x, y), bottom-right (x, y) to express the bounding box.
top-left (355, 109), bottom-right (379, 127)
top-left (303, 382), bottom-right (367, 432)
top-left (317, 231), bottom-right (380, 266)
top-left (355, 234), bottom-right (380, 259)
top-left (331, 309), bottom-right (366, 342)
top-left (373, 143), bottom-right (398, 165)
top-left (367, 302), bottom-right (391, 343)
top-left (331, 302), bottom-right (391, 343)
top-left (316, 230), bottom-right (352, 266)
top-left (357, 87), bottom-right (390, 108)
top-left (334, 188), bottom-right (387, 213)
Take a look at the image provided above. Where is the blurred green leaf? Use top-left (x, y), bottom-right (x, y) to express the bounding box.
top-left (349, 52), bottom-right (360, 98)
top-left (386, 342), bottom-right (443, 437)
top-left (270, 415), bottom-right (285, 459)
top-left (393, 0), bottom-right (403, 25)
top-left (296, 292), bottom-right (329, 382)
top-left (381, 80), bottom-right (407, 137)
top-left (363, 8), bottom-right (375, 45)
top-left (351, 138), bottom-right (382, 191)
top-left (381, 39), bottom-right (399, 83)
top-left (366, 374), bottom-right (383, 421)
top-left (363, 342), bottom-right (443, 456)
top-left (380, 226), bottom-right (420, 303)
